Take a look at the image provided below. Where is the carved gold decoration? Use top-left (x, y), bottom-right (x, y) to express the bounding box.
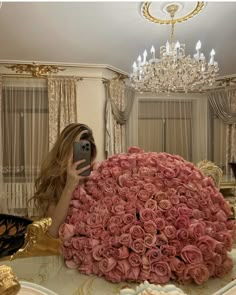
top-left (197, 160), bottom-right (223, 189)
top-left (5, 63), bottom-right (65, 77)
top-left (141, 2), bottom-right (205, 25)
top-left (0, 265), bottom-right (21, 295)
top-left (10, 218), bottom-right (61, 260)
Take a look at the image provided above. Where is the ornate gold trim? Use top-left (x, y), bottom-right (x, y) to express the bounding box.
top-left (0, 265), bottom-right (20, 295)
top-left (141, 2), bottom-right (205, 25)
top-left (5, 63), bottom-right (65, 77)
top-left (197, 160), bottom-right (223, 189)
top-left (10, 218), bottom-right (61, 260)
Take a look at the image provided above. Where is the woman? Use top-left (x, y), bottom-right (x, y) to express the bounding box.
top-left (33, 123), bottom-right (97, 238)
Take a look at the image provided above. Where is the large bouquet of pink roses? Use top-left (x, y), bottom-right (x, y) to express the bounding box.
top-left (59, 147), bottom-right (236, 285)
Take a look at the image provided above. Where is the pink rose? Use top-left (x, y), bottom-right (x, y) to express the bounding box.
top-left (176, 228), bottom-right (189, 240)
top-left (144, 234), bottom-right (156, 248)
top-left (169, 257), bottom-right (185, 273)
top-left (146, 248), bottom-right (162, 263)
top-left (137, 189), bottom-right (150, 202)
top-left (189, 222), bottom-right (205, 240)
top-left (143, 183), bottom-right (157, 195)
top-left (143, 220), bottom-right (157, 234)
top-left (117, 246), bottom-right (129, 259)
top-left (59, 223), bottom-right (75, 241)
top-left (196, 236), bottom-right (218, 259)
top-left (140, 208), bottom-right (156, 222)
top-left (155, 233), bottom-right (168, 246)
top-left (216, 210), bottom-right (227, 222)
top-left (175, 215), bottom-right (190, 229)
top-left (184, 263), bottom-right (209, 285)
top-left (111, 204), bottom-right (125, 215)
top-left (119, 233), bottom-right (132, 247)
top-left (103, 246), bottom-right (119, 258)
top-left (181, 245), bottom-right (203, 264)
top-left (145, 199), bottom-right (158, 210)
top-left (164, 225), bottom-right (177, 240)
top-left (139, 269), bottom-right (150, 281)
top-left (130, 225), bottom-right (145, 239)
top-left (155, 218), bottom-right (166, 231)
top-left (150, 261), bottom-right (171, 284)
top-left (98, 257), bottom-right (117, 273)
top-left (92, 244), bottom-right (105, 261)
top-left (128, 146), bottom-right (144, 154)
top-left (131, 239), bottom-right (146, 254)
top-left (160, 245), bottom-right (176, 258)
top-left (111, 166), bottom-right (122, 178)
top-left (216, 232), bottom-right (233, 251)
top-left (158, 200), bottom-right (172, 211)
top-left (123, 213), bottom-right (136, 225)
top-left (128, 252), bottom-right (142, 267)
top-left (178, 206), bottom-right (193, 217)
top-left (116, 259), bottom-right (131, 277)
top-left (90, 226), bottom-right (104, 240)
top-left (169, 239), bottom-right (183, 255)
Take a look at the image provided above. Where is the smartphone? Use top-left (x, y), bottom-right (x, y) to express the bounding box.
top-left (73, 140), bottom-right (91, 176)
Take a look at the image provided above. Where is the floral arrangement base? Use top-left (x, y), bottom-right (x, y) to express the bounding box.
top-left (60, 147), bottom-right (236, 285)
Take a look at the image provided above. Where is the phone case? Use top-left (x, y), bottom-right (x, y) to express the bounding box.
top-left (73, 140), bottom-right (91, 176)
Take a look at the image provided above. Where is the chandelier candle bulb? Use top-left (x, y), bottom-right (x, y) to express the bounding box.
top-left (166, 41), bottom-right (170, 54)
top-left (133, 62), bottom-right (137, 72)
top-left (150, 46), bottom-right (155, 59)
top-left (143, 50), bottom-right (147, 63)
top-left (137, 55), bottom-right (142, 66)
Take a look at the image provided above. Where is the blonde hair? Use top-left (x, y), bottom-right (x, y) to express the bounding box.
top-left (33, 123), bottom-right (97, 216)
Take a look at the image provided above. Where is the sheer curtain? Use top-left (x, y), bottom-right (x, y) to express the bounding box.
top-left (0, 77), bottom-right (48, 217)
top-left (47, 77), bottom-right (78, 149)
top-left (105, 79), bottom-right (135, 157)
top-left (208, 89), bottom-right (236, 174)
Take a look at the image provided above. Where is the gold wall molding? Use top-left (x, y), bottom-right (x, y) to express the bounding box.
top-left (5, 62), bottom-right (65, 77)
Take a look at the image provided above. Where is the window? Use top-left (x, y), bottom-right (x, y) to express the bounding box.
top-left (2, 79), bottom-right (48, 182)
top-left (138, 100), bottom-right (193, 161)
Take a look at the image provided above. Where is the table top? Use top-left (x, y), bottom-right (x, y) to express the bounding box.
top-left (1, 249), bottom-right (236, 295)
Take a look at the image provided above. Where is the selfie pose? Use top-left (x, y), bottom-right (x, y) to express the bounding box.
top-left (32, 123), bottom-right (97, 238)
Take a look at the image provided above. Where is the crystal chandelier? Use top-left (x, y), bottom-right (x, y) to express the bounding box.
top-left (130, 3), bottom-right (219, 93)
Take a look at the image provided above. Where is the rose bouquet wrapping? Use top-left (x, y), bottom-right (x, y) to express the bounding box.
top-left (59, 147), bottom-right (236, 285)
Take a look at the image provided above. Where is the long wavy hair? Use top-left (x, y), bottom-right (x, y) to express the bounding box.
top-left (33, 123), bottom-right (97, 216)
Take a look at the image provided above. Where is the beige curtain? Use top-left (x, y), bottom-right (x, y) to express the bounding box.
top-left (0, 77), bottom-right (48, 217)
top-left (48, 77), bottom-right (78, 149)
top-left (105, 79), bottom-right (135, 157)
top-left (208, 89), bottom-right (236, 171)
top-left (0, 76), bottom-right (4, 213)
top-left (138, 99), bottom-right (193, 162)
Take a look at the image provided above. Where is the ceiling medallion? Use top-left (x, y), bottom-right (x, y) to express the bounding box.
top-left (130, 2), bottom-right (219, 93)
top-left (5, 63), bottom-right (65, 77)
top-left (141, 1), bottom-right (206, 24)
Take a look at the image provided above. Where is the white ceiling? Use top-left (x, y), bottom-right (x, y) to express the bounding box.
top-left (0, 2), bottom-right (235, 76)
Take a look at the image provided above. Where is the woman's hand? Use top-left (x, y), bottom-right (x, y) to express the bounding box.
top-left (65, 154), bottom-right (90, 192)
